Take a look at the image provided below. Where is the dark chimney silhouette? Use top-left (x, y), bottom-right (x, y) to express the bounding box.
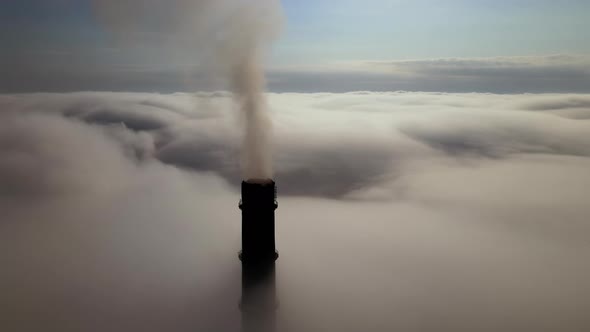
top-left (239, 180), bottom-right (278, 332)
top-left (239, 180), bottom-right (278, 262)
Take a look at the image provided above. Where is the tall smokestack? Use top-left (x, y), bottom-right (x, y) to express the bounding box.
top-left (239, 180), bottom-right (278, 262)
top-left (239, 179), bottom-right (278, 332)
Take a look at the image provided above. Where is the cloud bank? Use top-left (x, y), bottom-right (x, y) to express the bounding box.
top-left (4, 91), bottom-right (589, 198)
top-left (269, 54), bottom-right (590, 93)
top-left (1, 91), bottom-right (590, 331)
top-left (4, 54), bottom-right (590, 93)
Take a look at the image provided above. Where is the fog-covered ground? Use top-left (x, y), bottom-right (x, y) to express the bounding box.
top-left (1, 92), bottom-right (590, 331)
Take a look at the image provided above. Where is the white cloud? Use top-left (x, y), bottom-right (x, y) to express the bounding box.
top-left (3, 90), bottom-right (590, 199)
top-left (1, 91), bottom-right (590, 331)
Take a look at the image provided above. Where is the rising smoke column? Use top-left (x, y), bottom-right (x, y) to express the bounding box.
top-left (91, 0), bottom-right (282, 181)
top-left (232, 53), bottom-right (274, 181)
top-left (222, 1), bottom-right (281, 181)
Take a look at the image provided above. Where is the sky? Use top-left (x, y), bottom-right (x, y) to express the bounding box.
top-left (279, 0), bottom-right (590, 61)
top-left (2, 0), bottom-right (589, 92)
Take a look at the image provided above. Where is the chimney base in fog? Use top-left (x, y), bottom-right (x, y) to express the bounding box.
top-left (239, 179), bottom-right (279, 332)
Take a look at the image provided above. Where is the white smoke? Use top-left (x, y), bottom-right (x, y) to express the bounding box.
top-left (220, 1), bottom-right (281, 181)
top-left (91, 0), bottom-right (282, 181)
top-left (232, 54), bottom-right (274, 180)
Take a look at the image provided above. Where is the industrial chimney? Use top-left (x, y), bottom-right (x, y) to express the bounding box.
top-left (239, 180), bottom-right (278, 262)
top-left (239, 179), bottom-right (278, 332)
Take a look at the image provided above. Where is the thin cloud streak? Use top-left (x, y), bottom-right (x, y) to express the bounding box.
top-left (3, 55), bottom-right (590, 93)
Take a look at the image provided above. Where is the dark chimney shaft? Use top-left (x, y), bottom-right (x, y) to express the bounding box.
top-left (239, 180), bottom-right (279, 332)
top-left (239, 180), bottom-right (278, 263)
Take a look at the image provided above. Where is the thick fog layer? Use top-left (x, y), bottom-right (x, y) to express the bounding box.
top-left (1, 92), bottom-right (590, 331)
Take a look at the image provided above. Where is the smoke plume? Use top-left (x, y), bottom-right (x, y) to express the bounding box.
top-left (230, 38), bottom-right (274, 181)
top-left (217, 1), bottom-right (280, 181)
top-left (91, 0), bottom-right (282, 181)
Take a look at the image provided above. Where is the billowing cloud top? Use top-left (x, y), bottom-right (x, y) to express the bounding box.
top-left (3, 91), bottom-right (590, 197)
